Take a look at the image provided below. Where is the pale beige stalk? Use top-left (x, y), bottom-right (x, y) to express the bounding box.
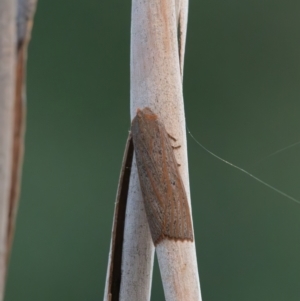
top-left (122, 0), bottom-right (202, 300)
top-left (0, 1), bottom-right (37, 299)
top-left (6, 0), bottom-right (38, 265)
top-left (0, 0), bottom-right (16, 298)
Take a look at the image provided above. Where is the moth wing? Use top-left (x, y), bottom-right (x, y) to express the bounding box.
top-left (159, 124), bottom-right (193, 242)
top-left (131, 121), bottom-right (166, 244)
top-left (132, 110), bottom-right (193, 245)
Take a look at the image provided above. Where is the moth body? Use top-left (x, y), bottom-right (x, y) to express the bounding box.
top-left (131, 107), bottom-right (193, 245)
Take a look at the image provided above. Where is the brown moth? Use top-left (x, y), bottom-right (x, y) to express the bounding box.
top-left (131, 107), bottom-right (193, 245)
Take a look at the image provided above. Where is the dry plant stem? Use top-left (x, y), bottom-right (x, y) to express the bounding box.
top-left (119, 0), bottom-right (202, 300)
top-left (0, 1), bottom-right (37, 298)
top-left (0, 0), bottom-right (16, 298)
top-left (103, 136), bottom-right (134, 301)
top-left (157, 240), bottom-right (201, 300)
top-left (6, 0), bottom-right (38, 265)
top-left (119, 163), bottom-right (154, 301)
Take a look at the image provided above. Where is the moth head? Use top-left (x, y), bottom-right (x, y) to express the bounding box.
top-left (136, 107), bottom-right (158, 121)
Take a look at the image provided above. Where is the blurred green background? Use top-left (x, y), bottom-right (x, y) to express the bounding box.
top-left (5, 0), bottom-right (300, 300)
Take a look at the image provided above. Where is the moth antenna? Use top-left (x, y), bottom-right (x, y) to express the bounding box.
top-left (172, 145), bottom-right (181, 150)
top-left (167, 132), bottom-right (177, 142)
